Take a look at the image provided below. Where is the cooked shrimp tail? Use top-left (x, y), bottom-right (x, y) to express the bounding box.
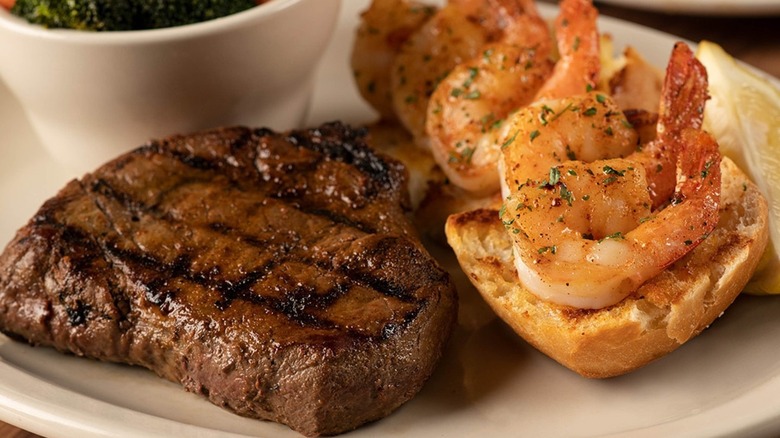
top-left (659, 42), bottom-right (710, 135)
top-left (643, 128), bottom-right (721, 272)
top-left (534, 0), bottom-right (600, 100)
top-left (633, 42), bottom-right (711, 208)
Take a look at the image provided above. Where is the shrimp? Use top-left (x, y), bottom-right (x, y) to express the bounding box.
top-left (426, 0), bottom-right (599, 195)
top-left (533, 0), bottom-right (600, 101)
top-left (425, 0), bottom-right (553, 195)
top-left (499, 43), bottom-right (721, 309)
top-left (351, 0), bottom-right (437, 120)
top-left (607, 46), bottom-right (664, 113)
top-left (499, 91), bottom-right (639, 200)
top-left (631, 42), bottom-right (710, 208)
top-left (392, 0), bottom-right (547, 148)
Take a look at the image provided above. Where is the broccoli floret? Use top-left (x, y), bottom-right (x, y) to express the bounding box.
top-left (139, 0), bottom-right (257, 29)
top-left (11, 0), bottom-right (137, 31)
top-left (11, 0), bottom-right (257, 31)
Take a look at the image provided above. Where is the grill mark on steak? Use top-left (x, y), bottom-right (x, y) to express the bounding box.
top-left (100, 225), bottom-right (426, 335)
top-left (0, 122), bottom-right (457, 436)
top-left (89, 157), bottom-right (381, 236)
top-left (141, 126), bottom-right (257, 173)
top-left (290, 204), bottom-right (375, 234)
top-left (79, 147), bottom-right (421, 313)
top-left (284, 125), bottom-right (397, 191)
top-left (90, 178), bottom-right (147, 218)
top-left (25, 210), bottom-right (135, 333)
top-left (169, 149), bottom-right (224, 171)
top-left (98, 216), bottom-right (424, 336)
top-left (30, 123), bottom-right (427, 333)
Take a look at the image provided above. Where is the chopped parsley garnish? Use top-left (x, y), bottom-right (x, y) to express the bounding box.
top-left (602, 165), bottom-right (626, 176)
top-left (463, 67), bottom-right (479, 87)
top-left (461, 147), bottom-right (475, 162)
top-left (701, 160), bottom-right (714, 178)
top-left (548, 167), bottom-right (561, 185)
top-left (598, 231), bottom-right (625, 243)
top-left (465, 90), bottom-right (481, 100)
top-left (560, 185), bottom-right (573, 206)
top-left (501, 131), bottom-right (519, 149)
top-left (565, 145), bottom-right (577, 160)
top-left (549, 102), bottom-right (574, 123)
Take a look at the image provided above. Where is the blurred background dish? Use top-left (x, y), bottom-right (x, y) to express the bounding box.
top-left (595, 0), bottom-right (780, 15)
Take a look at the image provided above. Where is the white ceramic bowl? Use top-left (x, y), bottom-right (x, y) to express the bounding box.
top-left (0, 0), bottom-right (341, 172)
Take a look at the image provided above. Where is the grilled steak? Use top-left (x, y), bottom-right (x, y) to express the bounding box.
top-left (0, 122), bottom-right (457, 436)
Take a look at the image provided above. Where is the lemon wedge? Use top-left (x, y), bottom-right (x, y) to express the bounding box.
top-left (696, 40), bottom-right (780, 294)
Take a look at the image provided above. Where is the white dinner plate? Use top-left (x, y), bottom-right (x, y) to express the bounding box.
top-left (2, 2), bottom-right (780, 437)
top-left (596, 0), bottom-right (780, 15)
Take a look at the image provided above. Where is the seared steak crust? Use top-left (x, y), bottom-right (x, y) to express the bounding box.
top-left (0, 122), bottom-right (457, 436)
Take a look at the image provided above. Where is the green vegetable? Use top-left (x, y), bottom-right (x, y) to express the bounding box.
top-left (12, 0), bottom-right (257, 31)
top-left (144, 0), bottom-right (257, 29)
top-left (12, 0), bottom-right (136, 31)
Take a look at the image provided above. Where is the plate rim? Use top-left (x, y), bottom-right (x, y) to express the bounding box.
top-left (1, 1), bottom-right (780, 437)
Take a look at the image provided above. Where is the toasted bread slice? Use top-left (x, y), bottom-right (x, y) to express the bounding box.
top-left (445, 158), bottom-right (769, 378)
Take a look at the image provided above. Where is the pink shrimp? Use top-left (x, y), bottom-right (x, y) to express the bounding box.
top-left (424, 0), bottom-right (608, 196)
top-left (533, 0), bottom-right (600, 100)
top-left (425, 0), bottom-right (554, 195)
top-left (351, 0), bottom-right (438, 120)
top-left (499, 43), bottom-right (721, 309)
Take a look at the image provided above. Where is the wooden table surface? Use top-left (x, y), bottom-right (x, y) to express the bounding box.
top-left (1, 2), bottom-right (778, 438)
top-left (590, 1), bottom-right (780, 78)
top-left (0, 422), bottom-right (41, 438)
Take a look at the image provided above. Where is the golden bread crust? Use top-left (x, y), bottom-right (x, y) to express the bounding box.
top-left (445, 158), bottom-right (769, 378)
